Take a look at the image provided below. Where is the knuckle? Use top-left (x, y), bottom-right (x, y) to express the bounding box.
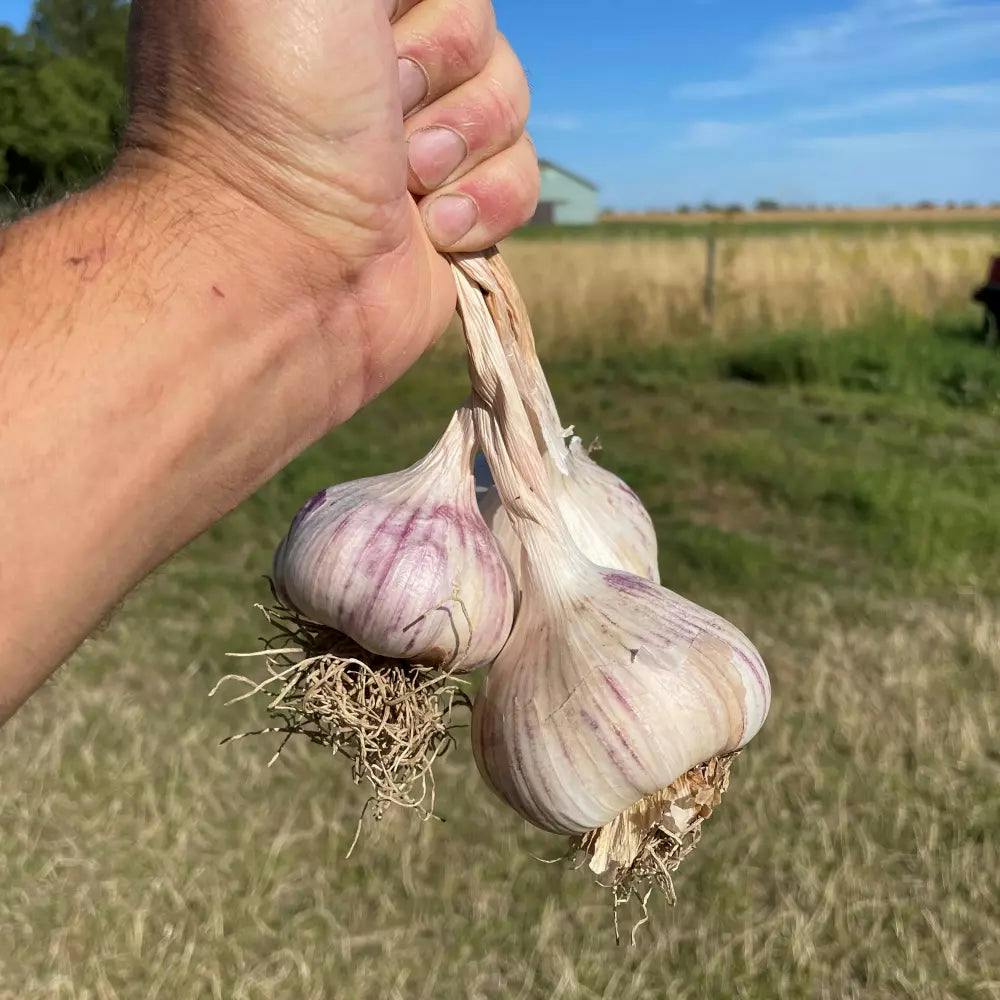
top-left (482, 152), bottom-right (538, 231)
top-left (513, 137), bottom-right (540, 188)
top-left (435, 0), bottom-right (495, 79)
top-left (492, 37), bottom-right (531, 136)
top-left (481, 75), bottom-right (529, 148)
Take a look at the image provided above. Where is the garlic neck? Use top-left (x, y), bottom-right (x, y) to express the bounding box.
top-left (453, 254), bottom-right (593, 606)
top-left (455, 251), bottom-right (570, 475)
top-left (516, 514), bottom-right (592, 605)
top-left (407, 404), bottom-right (478, 501)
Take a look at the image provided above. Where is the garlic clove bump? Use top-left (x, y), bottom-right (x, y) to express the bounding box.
top-left (479, 439), bottom-right (660, 585)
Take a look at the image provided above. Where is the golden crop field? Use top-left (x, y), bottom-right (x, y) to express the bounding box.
top-left (607, 208), bottom-right (1000, 225)
top-left (503, 229), bottom-right (997, 345)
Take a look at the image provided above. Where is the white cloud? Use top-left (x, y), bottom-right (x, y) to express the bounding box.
top-left (789, 81), bottom-right (1000, 122)
top-left (530, 111), bottom-right (658, 137)
top-left (794, 126), bottom-right (1000, 154)
top-left (673, 0), bottom-right (1000, 100)
top-left (669, 79), bottom-right (1000, 153)
top-left (678, 120), bottom-right (757, 149)
top-left (621, 126), bottom-right (1000, 209)
top-left (530, 113), bottom-right (584, 133)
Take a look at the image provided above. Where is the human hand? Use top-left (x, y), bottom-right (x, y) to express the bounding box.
top-left (121, 0), bottom-right (538, 418)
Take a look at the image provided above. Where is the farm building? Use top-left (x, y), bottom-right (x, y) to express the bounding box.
top-left (531, 159), bottom-right (600, 225)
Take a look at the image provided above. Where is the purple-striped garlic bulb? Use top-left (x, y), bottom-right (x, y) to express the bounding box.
top-left (273, 406), bottom-right (515, 670)
top-left (454, 255), bottom-right (770, 890)
top-left (472, 549), bottom-right (770, 841)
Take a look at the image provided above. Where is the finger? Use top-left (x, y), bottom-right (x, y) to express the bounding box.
top-left (405, 36), bottom-right (529, 195)
top-left (387, 0), bottom-right (423, 21)
top-left (393, 0), bottom-right (497, 117)
top-left (419, 133), bottom-right (539, 251)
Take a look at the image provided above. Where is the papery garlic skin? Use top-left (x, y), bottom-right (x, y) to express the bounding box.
top-left (471, 561), bottom-right (769, 836)
top-left (273, 409), bottom-right (515, 670)
top-left (479, 439), bottom-right (661, 585)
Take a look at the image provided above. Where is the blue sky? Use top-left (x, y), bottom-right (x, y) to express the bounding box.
top-left (3, 0), bottom-right (998, 208)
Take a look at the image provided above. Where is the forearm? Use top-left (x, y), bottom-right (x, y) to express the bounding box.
top-left (0, 171), bottom-right (365, 718)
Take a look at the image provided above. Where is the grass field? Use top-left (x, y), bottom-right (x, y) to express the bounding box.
top-left (2, 256), bottom-right (1000, 995)
top-left (519, 215), bottom-right (1000, 241)
top-left (505, 228), bottom-right (997, 344)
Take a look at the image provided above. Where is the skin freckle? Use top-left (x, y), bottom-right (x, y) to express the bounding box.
top-left (64, 242), bottom-right (107, 281)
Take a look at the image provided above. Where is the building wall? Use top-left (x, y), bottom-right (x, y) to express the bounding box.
top-left (538, 165), bottom-right (600, 225)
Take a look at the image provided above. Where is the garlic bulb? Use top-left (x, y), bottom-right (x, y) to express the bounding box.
top-left (453, 256), bottom-right (770, 882)
top-left (471, 553), bottom-right (769, 835)
top-left (273, 406), bottom-right (515, 670)
top-left (479, 438), bottom-right (661, 585)
top-left (457, 252), bottom-right (660, 584)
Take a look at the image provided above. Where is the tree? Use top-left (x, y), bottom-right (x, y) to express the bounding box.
top-left (29, 0), bottom-right (130, 83)
top-left (0, 12), bottom-right (124, 199)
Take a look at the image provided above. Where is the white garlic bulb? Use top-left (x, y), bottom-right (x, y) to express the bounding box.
top-left (273, 407), bottom-right (515, 670)
top-left (471, 548), bottom-right (769, 835)
top-left (453, 256), bottom-right (770, 876)
top-left (457, 252), bottom-right (660, 584)
top-left (479, 438), bottom-right (661, 585)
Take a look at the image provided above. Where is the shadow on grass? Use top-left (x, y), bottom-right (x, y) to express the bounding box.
top-left (932, 313), bottom-right (993, 347)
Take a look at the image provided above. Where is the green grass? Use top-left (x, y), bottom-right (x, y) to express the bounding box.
top-left (2, 315), bottom-right (999, 998)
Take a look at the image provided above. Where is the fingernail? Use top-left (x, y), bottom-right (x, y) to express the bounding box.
top-left (398, 58), bottom-right (428, 116)
top-left (425, 194), bottom-right (478, 247)
top-left (408, 127), bottom-right (468, 189)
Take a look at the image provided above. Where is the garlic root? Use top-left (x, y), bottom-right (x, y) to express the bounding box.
top-left (215, 599), bottom-right (470, 831)
top-left (578, 753), bottom-right (739, 932)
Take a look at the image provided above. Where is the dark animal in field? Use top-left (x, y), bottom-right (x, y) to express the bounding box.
top-left (972, 256), bottom-right (1000, 348)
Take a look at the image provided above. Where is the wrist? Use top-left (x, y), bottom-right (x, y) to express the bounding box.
top-left (104, 154), bottom-right (391, 433)
top-left (108, 150), bottom-right (359, 323)
top-left (110, 135), bottom-right (456, 409)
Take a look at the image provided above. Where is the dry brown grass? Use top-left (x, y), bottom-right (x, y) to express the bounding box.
top-left (502, 231), bottom-right (996, 343)
top-left (2, 574), bottom-right (997, 998)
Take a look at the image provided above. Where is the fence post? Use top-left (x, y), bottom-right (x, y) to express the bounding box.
top-left (703, 228), bottom-right (718, 335)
